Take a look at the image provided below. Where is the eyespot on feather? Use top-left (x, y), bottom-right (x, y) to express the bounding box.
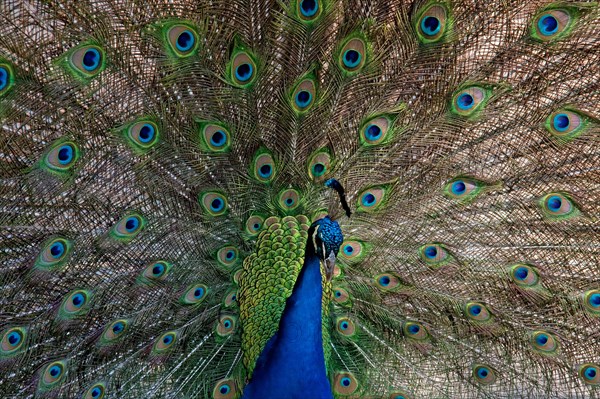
top-left (181, 284), bottom-right (208, 305)
top-left (539, 193), bottom-right (579, 220)
top-left (167, 25), bottom-right (199, 57)
top-left (216, 315), bottom-right (237, 336)
top-left (252, 151), bottom-right (276, 183)
top-left (111, 213), bottom-right (145, 240)
top-left (60, 289), bottom-right (92, 317)
top-left (229, 50), bottom-right (257, 87)
top-left (580, 363), bottom-right (600, 385)
top-left (403, 321), bottom-right (428, 341)
top-left (39, 360), bottom-right (67, 391)
top-left (333, 372), bottom-right (359, 395)
top-left (213, 379), bottom-right (238, 399)
top-left (464, 302), bottom-right (492, 322)
top-left (291, 77), bottom-right (317, 113)
top-left (246, 215), bottom-right (265, 236)
top-left (44, 141), bottom-right (80, 173)
top-left (126, 121), bottom-right (159, 150)
top-left (356, 186), bottom-right (387, 212)
top-left (510, 264), bottom-right (540, 287)
top-left (278, 189), bottom-right (301, 211)
top-left (339, 37), bottom-right (367, 73)
top-left (308, 149), bottom-right (333, 181)
top-left (583, 289), bottom-right (600, 315)
top-left (530, 330), bottom-right (559, 354)
top-left (36, 237), bottom-right (72, 269)
top-left (415, 4), bottom-right (449, 43)
top-left (101, 319), bottom-right (129, 343)
top-left (532, 8), bottom-right (573, 41)
top-left (336, 317), bottom-right (356, 337)
top-left (199, 122), bottom-right (231, 153)
top-left (154, 331), bottom-right (177, 353)
top-left (0, 63), bottom-right (15, 95)
top-left (332, 286), bottom-right (350, 305)
top-left (1, 327), bottom-right (26, 356)
top-left (451, 86), bottom-right (488, 117)
top-left (69, 45), bottom-right (105, 77)
top-left (296, 0), bottom-right (322, 22)
top-left (200, 192), bottom-right (228, 216)
top-left (83, 382), bottom-right (106, 399)
top-left (473, 364), bottom-right (497, 385)
top-left (217, 246), bottom-right (239, 267)
top-left (359, 116), bottom-right (392, 146)
top-left (418, 244), bottom-right (451, 267)
top-left (374, 273), bottom-right (401, 291)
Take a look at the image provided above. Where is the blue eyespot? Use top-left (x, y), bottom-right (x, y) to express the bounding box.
top-left (235, 63), bottom-right (253, 82)
top-left (408, 324), bottom-right (420, 335)
top-left (112, 322), bottom-right (125, 335)
top-left (451, 180), bottom-right (466, 195)
top-left (514, 267), bottom-right (529, 280)
top-left (469, 304), bottom-right (482, 316)
top-left (220, 384), bottom-right (231, 394)
top-left (421, 16), bottom-right (441, 36)
top-left (379, 276), bottom-right (391, 286)
top-left (176, 30), bottom-right (195, 52)
top-left (253, 223), bottom-right (260, 230)
top-left (0, 67), bottom-right (8, 90)
top-left (546, 195), bottom-right (562, 212)
top-left (365, 124), bottom-right (382, 141)
top-left (334, 290), bottom-right (342, 298)
top-left (312, 163), bottom-right (325, 176)
top-left (340, 321), bottom-right (349, 330)
top-left (552, 113), bottom-right (570, 132)
top-left (424, 246), bottom-right (438, 259)
top-left (300, 0), bottom-right (318, 17)
top-left (343, 50), bottom-right (361, 68)
top-left (163, 335), bottom-right (173, 345)
top-left (7, 331), bottom-right (21, 345)
top-left (49, 365), bottom-right (62, 377)
top-left (210, 198), bottom-right (224, 212)
top-left (194, 287), bottom-right (205, 299)
top-left (585, 367), bottom-right (597, 379)
top-left (224, 320), bottom-right (232, 328)
top-left (341, 377), bottom-right (351, 387)
top-left (226, 250), bottom-right (235, 260)
top-left (125, 217), bottom-right (139, 232)
top-left (362, 193), bottom-right (376, 207)
top-left (57, 145), bottom-right (74, 165)
top-left (91, 387), bottom-right (102, 398)
top-left (295, 90), bottom-right (312, 108)
top-left (590, 293), bottom-right (600, 308)
top-left (258, 164), bottom-right (272, 179)
top-left (82, 48), bottom-right (101, 71)
top-left (50, 242), bottom-right (65, 258)
top-left (343, 245), bottom-right (354, 256)
top-left (285, 197), bottom-right (294, 206)
top-left (535, 333), bottom-right (549, 346)
top-left (538, 14), bottom-right (558, 35)
top-left (138, 124), bottom-right (155, 143)
top-left (152, 263), bottom-right (165, 276)
top-left (71, 293), bottom-right (85, 308)
top-left (210, 130), bottom-right (226, 147)
top-left (477, 367), bottom-right (489, 379)
top-left (457, 93), bottom-right (474, 110)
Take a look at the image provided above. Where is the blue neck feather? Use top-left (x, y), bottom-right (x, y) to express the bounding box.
top-left (241, 237), bottom-right (333, 399)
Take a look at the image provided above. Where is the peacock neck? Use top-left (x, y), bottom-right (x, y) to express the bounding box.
top-left (241, 234), bottom-right (333, 399)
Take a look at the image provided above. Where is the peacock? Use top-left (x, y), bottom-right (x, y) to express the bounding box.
top-left (1, 0), bottom-right (600, 397)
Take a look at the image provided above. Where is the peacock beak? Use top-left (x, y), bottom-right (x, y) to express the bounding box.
top-left (324, 249), bottom-right (336, 281)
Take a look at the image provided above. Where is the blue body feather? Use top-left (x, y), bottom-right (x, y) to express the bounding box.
top-left (242, 241), bottom-right (333, 399)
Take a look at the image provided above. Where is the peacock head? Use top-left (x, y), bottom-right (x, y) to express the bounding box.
top-left (310, 216), bottom-right (343, 281)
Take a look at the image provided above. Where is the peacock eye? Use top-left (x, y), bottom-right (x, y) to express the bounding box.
top-left (167, 25), bottom-right (199, 57)
top-left (415, 4), bottom-right (449, 43)
top-left (229, 49), bottom-right (257, 87)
